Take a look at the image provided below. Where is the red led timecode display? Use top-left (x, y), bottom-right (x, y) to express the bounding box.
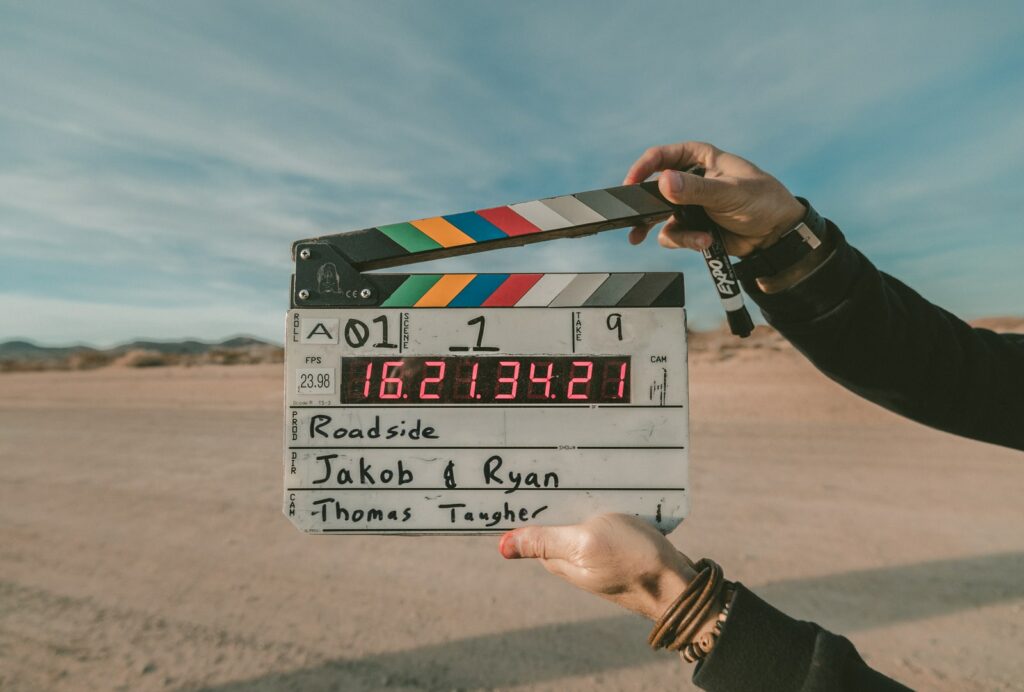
top-left (342, 356), bottom-right (631, 405)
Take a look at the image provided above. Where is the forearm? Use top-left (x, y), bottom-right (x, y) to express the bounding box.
top-left (741, 221), bottom-right (1024, 450)
top-left (692, 585), bottom-right (910, 691)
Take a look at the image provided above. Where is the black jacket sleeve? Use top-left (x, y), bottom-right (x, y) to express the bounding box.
top-left (741, 222), bottom-right (1024, 451)
top-left (691, 219), bottom-right (1023, 691)
top-left (692, 584), bottom-right (910, 691)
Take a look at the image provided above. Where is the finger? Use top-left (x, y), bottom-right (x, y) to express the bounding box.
top-left (658, 169), bottom-right (731, 208)
top-left (624, 142), bottom-right (717, 183)
top-left (659, 220), bottom-right (712, 251)
top-left (628, 221), bottom-right (654, 245)
top-left (655, 217), bottom-right (683, 248)
top-left (623, 141), bottom-right (719, 184)
top-left (499, 525), bottom-right (580, 560)
top-left (655, 217), bottom-right (708, 250)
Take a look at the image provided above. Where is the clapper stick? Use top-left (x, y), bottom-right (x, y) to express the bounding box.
top-left (291, 181), bottom-right (754, 336)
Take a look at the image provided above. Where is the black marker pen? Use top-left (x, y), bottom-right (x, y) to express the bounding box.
top-left (700, 225), bottom-right (753, 337)
top-left (643, 170), bottom-right (754, 338)
top-left (683, 167), bottom-right (753, 338)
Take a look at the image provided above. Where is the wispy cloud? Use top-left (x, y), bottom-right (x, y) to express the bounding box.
top-left (1, 1), bottom-right (1022, 343)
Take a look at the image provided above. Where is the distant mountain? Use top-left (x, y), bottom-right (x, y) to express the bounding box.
top-left (0, 340), bottom-right (100, 359)
top-left (0, 336), bottom-right (279, 361)
top-left (219, 336), bottom-right (274, 349)
top-left (109, 338), bottom-right (277, 355)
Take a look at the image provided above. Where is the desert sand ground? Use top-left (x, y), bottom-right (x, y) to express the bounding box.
top-left (1, 343), bottom-right (1022, 691)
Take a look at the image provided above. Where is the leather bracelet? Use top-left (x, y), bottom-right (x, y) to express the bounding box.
top-left (648, 557), bottom-right (732, 660)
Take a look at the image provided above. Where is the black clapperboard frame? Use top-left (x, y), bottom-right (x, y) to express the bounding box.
top-left (284, 182), bottom-right (690, 535)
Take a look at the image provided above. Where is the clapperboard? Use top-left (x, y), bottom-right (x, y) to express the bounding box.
top-left (284, 182), bottom-right (690, 535)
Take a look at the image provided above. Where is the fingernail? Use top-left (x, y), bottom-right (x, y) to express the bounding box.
top-left (665, 170), bottom-right (683, 193)
top-left (695, 235), bottom-right (710, 250)
top-left (499, 531), bottom-right (520, 559)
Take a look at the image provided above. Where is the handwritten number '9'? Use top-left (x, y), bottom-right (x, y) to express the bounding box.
top-left (607, 313), bottom-right (623, 341)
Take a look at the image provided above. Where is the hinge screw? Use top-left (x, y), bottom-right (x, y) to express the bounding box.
top-left (298, 289), bottom-right (310, 300)
top-left (299, 248), bottom-right (311, 260)
top-left (359, 288), bottom-right (372, 299)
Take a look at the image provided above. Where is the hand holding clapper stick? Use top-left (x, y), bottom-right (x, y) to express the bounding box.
top-left (662, 166), bottom-right (754, 338)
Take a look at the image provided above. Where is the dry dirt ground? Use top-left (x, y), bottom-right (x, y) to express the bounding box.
top-left (1, 349), bottom-right (1022, 691)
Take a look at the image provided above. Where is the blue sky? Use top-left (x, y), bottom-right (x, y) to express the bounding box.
top-left (2, 1), bottom-right (1023, 346)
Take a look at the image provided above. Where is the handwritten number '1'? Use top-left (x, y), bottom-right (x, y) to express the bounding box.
top-left (450, 316), bottom-right (499, 352)
top-left (372, 315), bottom-right (398, 349)
top-left (468, 316), bottom-right (486, 349)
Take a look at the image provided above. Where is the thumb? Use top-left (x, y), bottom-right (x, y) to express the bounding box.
top-left (499, 525), bottom-right (579, 560)
top-left (658, 170), bottom-right (728, 208)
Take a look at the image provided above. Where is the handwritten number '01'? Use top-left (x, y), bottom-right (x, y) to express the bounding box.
top-left (345, 316), bottom-right (398, 349)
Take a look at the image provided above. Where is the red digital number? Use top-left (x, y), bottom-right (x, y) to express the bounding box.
top-left (358, 361), bottom-right (373, 399)
top-left (495, 360), bottom-right (521, 400)
top-left (601, 361), bottom-right (628, 399)
top-left (453, 359), bottom-right (480, 400)
top-left (527, 361), bottom-right (554, 400)
top-left (379, 360), bottom-right (404, 399)
top-left (567, 361), bottom-right (594, 400)
top-left (419, 360), bottom-right (446, 400)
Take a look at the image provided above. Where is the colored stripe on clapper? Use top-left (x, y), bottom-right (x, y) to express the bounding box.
top-left (482, 274), bottom-right (543, 306)
top-left (449, 274), bottom-right (509, 307)
top-left (572, 189), bottom-right (638, 220)
top-left (515, 274), bottom-right (576, 306)
top-left (376, 222), bottom-right (442, 253)
top-left (477, 207), bottom-right (542, 237)
top-left (584, 273), bottom-right (644, 306)
top-left (415, 274), bottom-right (476, 306)
top-left (380, 275), bottom-right (442, 307)
top-left (617, 273), bottom-right (682, 307)
top-left (541, 196), bottom-right (604, 225)
top-left (605, 185), bottom-right (670, 215)
top-left (443, 212), bottom-right (508, 242)
top-left (549, 274), bottom-right (610, 307)
top-left (411, 217), bottom-right (475, 247)
top-left (509, 201), bottom-right (572, 231)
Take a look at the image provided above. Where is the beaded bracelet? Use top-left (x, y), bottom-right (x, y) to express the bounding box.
top-left (683, 585), bottom-right (735, 663)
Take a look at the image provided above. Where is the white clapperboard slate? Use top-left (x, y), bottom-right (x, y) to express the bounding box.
top-left (285, 182), bottom-right (689, 535)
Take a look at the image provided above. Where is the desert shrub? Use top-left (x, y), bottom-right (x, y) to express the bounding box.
top-left (207, 348), bottom-right (249, 365)
top-left (113, 349), bottom-right (174, 368)
top-left (67, 351), bottom-right (114, 370)
top-left (0, 359), bottom-right (53, 373)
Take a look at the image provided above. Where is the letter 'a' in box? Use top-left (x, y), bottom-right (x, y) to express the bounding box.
top-left (285, 184), bottom-right (689, 535)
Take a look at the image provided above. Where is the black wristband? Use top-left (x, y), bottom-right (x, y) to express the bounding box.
top-left (734, 199), bottom-right (828, 282)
